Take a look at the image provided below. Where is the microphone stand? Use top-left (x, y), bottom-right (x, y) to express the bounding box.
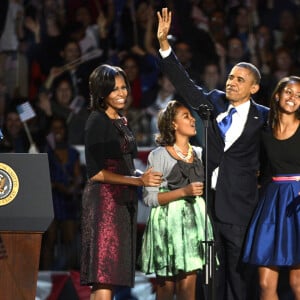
top-left (198, 104), bottom-right (215, 300)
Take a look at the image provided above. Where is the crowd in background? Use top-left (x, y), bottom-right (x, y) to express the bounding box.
top-left (0, 0), bottom-right (300, 271)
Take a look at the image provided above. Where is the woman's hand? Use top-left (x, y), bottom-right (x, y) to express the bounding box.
top-left (140, 167), bottom-right (163, 187)
top-left (157, 7), bottom-right (172, 50)
top-left (183, 182), bottom-right (204, 197)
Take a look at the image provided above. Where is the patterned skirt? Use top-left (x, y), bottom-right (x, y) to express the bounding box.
top-left (80, 159), bottom-right (138, 287)
top-left (243, 174), bottom-right (300, 266)
top-left (138, 195), bottom-right (215, 277)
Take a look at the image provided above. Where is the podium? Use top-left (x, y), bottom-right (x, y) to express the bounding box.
top-left (0, 153), bottom-right (53, 300)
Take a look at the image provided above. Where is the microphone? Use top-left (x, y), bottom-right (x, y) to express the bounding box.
top-left (197, 104), bottom-right (213, 120)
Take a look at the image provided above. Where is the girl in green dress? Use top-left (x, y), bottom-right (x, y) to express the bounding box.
top-left (139, 100), bottom-right (215, 300)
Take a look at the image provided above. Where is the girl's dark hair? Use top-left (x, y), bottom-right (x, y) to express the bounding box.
top-left (269, 76), bottom-right (300, 127)
top-left (155, 100), bottom-right (186, 146)
top-left (88, 64), bottom-right (130, 111)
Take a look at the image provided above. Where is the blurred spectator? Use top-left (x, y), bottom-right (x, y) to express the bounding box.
top-left (65, 21), bottom-right (98, 55)
top-left (112, 1), bottom-right (160, 103)
top-left (64, 0), bottom-right (115, 31)
top-left (173, 40), bottom-right (202, 84)
top-left (273, 8), bottom-right (300, 50)
top-left (119, 0), bottom-right (156, 53)
top-left (200, 61), bottom-right (224, 92)
top-left (253, 24), bottom-right (275, 75)
top-left (120, 53), bottom-right (143, 108)
top-left (37, 0), bottom-right (66, 26)
top-left (122, 96), bottom-right (151, 148)
top-left (0, 0), bottom-right (28, 98)
top-left (272, 46), bottom-right (300, 82)
top-left (227, 4), bottom-right (259, 56)
top-left (250, 24), bottom-right (276, 105)
top-left (28, 88), bottom-right (52, 151)
top-left (198, 0), bottom-right (222, 18)
top-left (74, 0), bottom-right (115, 53)
top-left (182, 2), bottom-right (218, 73)
top-left (208, 9), bottom-right (229, 48)
top-left (255, 0), bottom-right (299, 31)
top-left (43, 39), bottom-right (101, 102)
top-left (41, 77), bottom-right (88, 145)
top-left (222, 36), bottom-right (248, 77)
top-left (0, 108), bottom-right (29, 153)
top-left (74, 7), bottom-right (99, 53)
top-left (263, 46), bottom-right (300, 100)
top-left (119, 52), bottom-right (158, 108)
top-left (40, 116), bottom-right (82, 270)
top-left (24, 7), bottom-right (65, 100)
top-left (143, 73), bottom-right (180, 146)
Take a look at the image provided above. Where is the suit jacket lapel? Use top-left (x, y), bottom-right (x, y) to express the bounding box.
top-left (239, 101), bottom-right (262, 139)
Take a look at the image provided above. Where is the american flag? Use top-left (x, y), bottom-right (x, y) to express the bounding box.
top-left (16, 101), bottom-right (36, 122)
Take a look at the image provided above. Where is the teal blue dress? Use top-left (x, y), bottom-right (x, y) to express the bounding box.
top-left (138, 146), bottom-right (215, 276)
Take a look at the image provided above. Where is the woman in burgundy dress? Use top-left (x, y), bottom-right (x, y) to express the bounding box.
top-left (80, 64), bottom-right (162, 300)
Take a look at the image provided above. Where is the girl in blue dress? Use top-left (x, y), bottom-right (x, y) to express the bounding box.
top-left (243, 76), bottom-right (300, 299)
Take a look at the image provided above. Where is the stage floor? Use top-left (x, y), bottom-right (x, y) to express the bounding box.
top-left (36, 270), bottom-right (156, 300)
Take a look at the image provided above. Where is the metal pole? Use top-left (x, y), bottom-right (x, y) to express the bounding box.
top-left (198, 104), bottom-right (215, 300)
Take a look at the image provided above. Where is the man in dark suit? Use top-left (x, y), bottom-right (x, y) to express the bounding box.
top-left (156, 8), bottom-right (269, 300)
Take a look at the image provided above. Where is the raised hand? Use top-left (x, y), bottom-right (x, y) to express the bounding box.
top-left (157, 7), bottom-right (172, 50)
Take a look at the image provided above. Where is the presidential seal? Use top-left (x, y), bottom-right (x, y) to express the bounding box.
top-left (0, 163), bottom-right (19, 206)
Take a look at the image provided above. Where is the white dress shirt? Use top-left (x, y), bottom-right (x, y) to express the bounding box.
top-left (211, 101), bottom-right (250, 188)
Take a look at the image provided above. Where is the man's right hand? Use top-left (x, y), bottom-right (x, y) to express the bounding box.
top-left (157, 7), bottom-right (172, 51)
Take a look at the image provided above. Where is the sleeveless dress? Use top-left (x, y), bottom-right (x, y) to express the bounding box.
top-left (138, 147), bottom-right (215, 276)
top-left (243, 125), bottom-right (300, 266)
top-left (80, 111), bottom-right (138, 287)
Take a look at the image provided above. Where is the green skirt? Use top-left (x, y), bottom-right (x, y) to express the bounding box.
top-left (138, 196), bottom-right (215, 277)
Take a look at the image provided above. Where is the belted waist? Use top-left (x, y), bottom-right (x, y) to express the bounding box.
top-left (272, 175), bottom-right (300, 182)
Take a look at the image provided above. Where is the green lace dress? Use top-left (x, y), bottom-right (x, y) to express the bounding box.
top-left (138, 146), bottom-right (215, 276)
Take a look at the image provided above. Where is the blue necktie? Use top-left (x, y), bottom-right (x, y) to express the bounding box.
top-left (218, 107), bottom-right (237, 138)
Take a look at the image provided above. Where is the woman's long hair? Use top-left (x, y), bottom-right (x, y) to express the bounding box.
top-left (269, 76), bottom-right (300, 128)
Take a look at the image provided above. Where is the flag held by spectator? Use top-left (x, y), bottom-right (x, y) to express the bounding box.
top-left (16, 101), bottom-right (36, 122)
